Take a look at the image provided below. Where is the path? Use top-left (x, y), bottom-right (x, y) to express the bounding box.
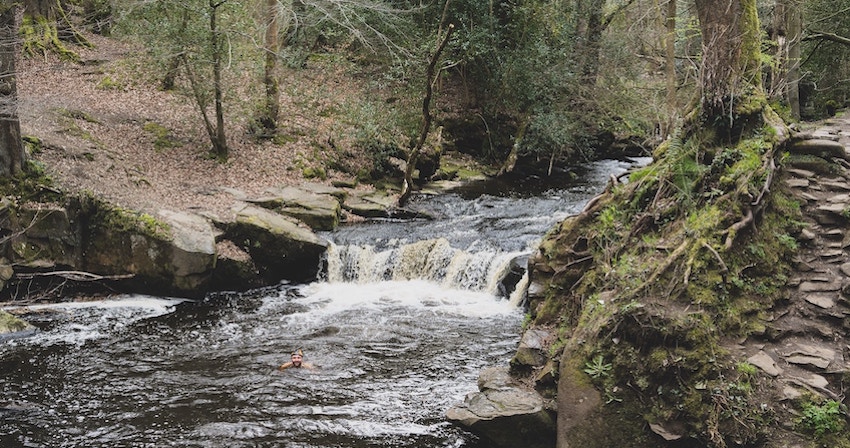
top-left (735, 111), bottom-right (850, 434)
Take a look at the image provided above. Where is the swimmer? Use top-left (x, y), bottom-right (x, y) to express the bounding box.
top-left (278, 348), bottom-right (314, 371)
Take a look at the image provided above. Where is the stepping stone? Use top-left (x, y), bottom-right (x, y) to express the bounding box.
top-left (786, 355), bottom-right (831, 370)
top-left (805, 294), bottom-right (836, 309)
top-left (823, 229), bottom-right (844, 239)
top-left (800, 373), bottom-right (829, 389)
top-left (748, 351), bottom-right (782, 377)
top-left (786, 168), bottom-right (816, 178)
top-left (827, 193), bottom-right (850, 203)
top-left (799, 280), bottom-right (842, 292)
top-left (821, 180), bottom-right (850, 191)
top-left (785, 178), bottom-right (809, 188)
top-left (782, 383), bottom-right (803, 400)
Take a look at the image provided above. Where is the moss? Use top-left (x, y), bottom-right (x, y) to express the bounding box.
top-left (97, 76), bottom-right (124, 90)
top-left (20, 15), bottom-right (81, 62)
top-left (143, 121), bottom-right (182, 152)
top-left (79, 193), bottom-right (170, 240)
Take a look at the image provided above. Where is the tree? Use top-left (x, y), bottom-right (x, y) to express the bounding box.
top-left (19, 0), bottom-right (91, 60)
top-left (119, 0), bottom-right (238, 160)
top-left (0, 4), bottom-right (25, 178)
top-left (694, 0), bottom-right (762, 133)
top-left (769, 0), bottom-right (802, 119)
top-left (252, 0), bottom-right (283, 137)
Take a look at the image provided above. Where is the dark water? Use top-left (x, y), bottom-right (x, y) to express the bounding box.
top-left (0, 159), bottom-right (647, 448)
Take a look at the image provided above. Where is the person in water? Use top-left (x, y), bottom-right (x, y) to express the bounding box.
top-left (278, 349), bottom-right (314, 371)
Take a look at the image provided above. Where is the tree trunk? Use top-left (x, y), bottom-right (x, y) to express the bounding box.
top-left (161, 8), bottom-right (190, 91)
top-left (770, 0), bottom-right (802, 120)
top-left (784, 1), bottom-right (801, 120)
top-left (255, 0), bottom-right (281, 137)
top-left (210, 0), bottom-right (228, 159)
top-left (694, 0), bottom-right (762, 125)
top-left (663, 0), bottom-right (677, 137)
top-left (0, 5), bottom-right (25, 178)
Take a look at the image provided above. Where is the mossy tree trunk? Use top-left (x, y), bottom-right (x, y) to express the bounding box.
top-left (0, 4), bottom-right (25, 178)
top-left (694, 0), bottom-right (763, 133)
top-left (19, 0), bottom-right (90, 60)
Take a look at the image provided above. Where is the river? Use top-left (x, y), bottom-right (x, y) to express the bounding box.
top-left (0, 159), bottom-right (645, 448)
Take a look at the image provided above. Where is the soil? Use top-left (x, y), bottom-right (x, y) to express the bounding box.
top-left (18, 33), bottom-right (374, 223)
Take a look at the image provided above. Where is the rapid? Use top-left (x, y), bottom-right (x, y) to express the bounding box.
top-left (0, 158), bottom-right (645, 447)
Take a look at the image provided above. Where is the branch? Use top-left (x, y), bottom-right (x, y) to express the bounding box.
top-left (14, 271), bottom-right (135, 282)
top-left (804, 30), bottom-right (850, 47)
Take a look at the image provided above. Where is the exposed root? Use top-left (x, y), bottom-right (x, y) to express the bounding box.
top-left (723, 207), bottom-right (754, 250)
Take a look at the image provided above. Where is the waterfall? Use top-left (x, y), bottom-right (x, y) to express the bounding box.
top-left (324, 238), bottom-right (529, 298)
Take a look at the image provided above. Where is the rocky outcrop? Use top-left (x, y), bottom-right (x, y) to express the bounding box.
top-left (0, 191), bottom-right (338, 299)
top-left (446, 366), bottom-right (556, 448)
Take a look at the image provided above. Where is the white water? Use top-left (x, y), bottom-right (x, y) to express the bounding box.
top-left (1, 159), bottom-right (648, 447)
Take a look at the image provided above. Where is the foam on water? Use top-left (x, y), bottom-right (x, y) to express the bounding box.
top-left (6, 295), bottom-right (186, 347)
top-left (285, 280), bottom-right (519, 320)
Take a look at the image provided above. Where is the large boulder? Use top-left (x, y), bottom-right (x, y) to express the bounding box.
top-left (446, 366), bottom-right (555, 448)
top-left (81, 208), bottom-right (217, 297)
top-left (229, 203), bottom-right (328, 283)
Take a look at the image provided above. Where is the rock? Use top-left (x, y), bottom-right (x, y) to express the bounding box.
top-left (343, 191), bottom-right (394, 218)
top-left (649, 421), bottom-right (686, 441)
top-left (804, 294), bottom-right (836, 309)
top-left (786, 355), bottom-right (831, 370)
top-left (447, 366), bottom-right (555, 448)
top-left (229, 203), bottom-right (329, 283)
top-left (157, 210), bottom-right (216, 290)
top-left (784, 178), bottom-right (809, 189)
top-left (748, 351), bottom-right (782, 377)
top-left (0, 310), bottom-right (36, 340)
top-left (789, 138), bottom-right (849, 160)
top-left (799, 280), bottom-right (842, 292)
top-left (8, 202), bottom-right (78, 268)
top-left (512, 328), bottom-right (553, 368)
top-left (248, 185), bottom-right (342, 231)
top-left (786, 168), bottom-right (816, 178)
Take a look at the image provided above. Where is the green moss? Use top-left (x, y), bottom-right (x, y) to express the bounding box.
top-left (97, 76), bottom-right (124, 90)
top-left (142, 121), bottom-right (182, 152)
top-left (20, 15), bottom-right (81, 62)
top-left (79, 193), bottom-right (171, 239)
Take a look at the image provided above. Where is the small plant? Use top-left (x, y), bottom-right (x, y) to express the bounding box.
top-left (798, 399), bottom-right (845, 437)
top-left (584, 354), bottom-right (612, 379)
top-left (777, 233), bottom-right (798, 251)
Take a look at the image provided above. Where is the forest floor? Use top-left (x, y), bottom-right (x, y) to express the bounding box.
top-left (17, 32), bottom-right (382, 223)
